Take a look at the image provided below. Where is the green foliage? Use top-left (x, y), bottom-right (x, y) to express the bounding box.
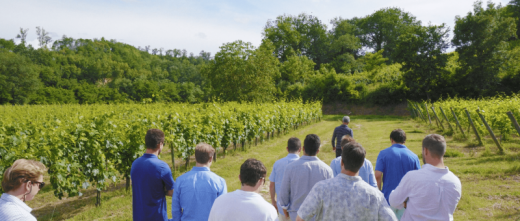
top-left (0, 50), bottom-right (41, 104)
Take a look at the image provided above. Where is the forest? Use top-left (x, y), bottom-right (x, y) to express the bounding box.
top-left (0, 0), bottom-right (519, 105)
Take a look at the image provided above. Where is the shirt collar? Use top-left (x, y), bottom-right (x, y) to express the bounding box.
top-left (422, 164), bottom-right (450, 172)
top-left (391, 143), bottom-right (406, 148)
top-left (1, 193), bottom-right (32, 213)
top-left (191, 166), bottom-right (211, 171)
top-left (337, 173), bottom-right (362, 181)
top-left (286, 153), bottom-right (300, 159)
top-left (142, 153), bottom-right (158, 158)
top-left (300, 155), bottom-right (319, 161)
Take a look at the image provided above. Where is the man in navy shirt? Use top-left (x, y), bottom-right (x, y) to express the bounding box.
top-left (375, 129), bottom-right (420, 220)
top-left (331, 116), bottom-right (354, 157)
top-left (172, 143), bottom-right (227, 221)
top-left (131, 129), bottom-right (175, 221)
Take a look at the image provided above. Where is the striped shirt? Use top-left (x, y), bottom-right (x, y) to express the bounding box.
top-left (0, 193), bottom-right (37, 221)
top-left (331, 124), bottom-right (353, 149)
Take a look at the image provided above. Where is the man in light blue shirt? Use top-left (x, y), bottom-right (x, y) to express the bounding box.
top-left (279, 134), bottom-right (333, 221)
top-left (171, 143), bottom-right (227, 221)
top-left (269, 137), bottom-right (301, 221)
top-left (330, 135), bottom-right (376, 187)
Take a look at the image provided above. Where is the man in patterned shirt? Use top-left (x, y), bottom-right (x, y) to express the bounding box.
top-left (296, 142), bottom-right (397, 221)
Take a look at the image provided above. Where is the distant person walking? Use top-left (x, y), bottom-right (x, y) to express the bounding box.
top-left (330, 135), bottom-right (377, 188)
top-left (389, 134), bottom-right (462, 221)
top-left (208, 158), bottom-right (278, 221)
top-left (296, 142), bottom-right (397, 221)
top-left (269, 137), bottom-right (302, 221)
top-left (331, 116), bottom-right (353, 157)
top-left (171, 143), bottom-right (227, 221)
top-left (131, 129), bottom-right (175, 221)
top-left (375, 129), bottom-right (421, 220)
top-left (279, 134), bottom-right (333, 221)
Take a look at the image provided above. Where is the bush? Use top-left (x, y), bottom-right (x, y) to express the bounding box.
top-left (365, 81), bottom-right (409, 105)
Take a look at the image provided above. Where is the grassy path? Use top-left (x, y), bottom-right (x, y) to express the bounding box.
top-left (28, 115), bottom-right (520, 220)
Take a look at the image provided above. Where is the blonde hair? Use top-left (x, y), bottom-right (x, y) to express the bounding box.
top-left (2, 159), bottom-right (46, 192)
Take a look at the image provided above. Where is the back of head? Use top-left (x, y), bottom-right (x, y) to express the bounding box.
top-left (342, 116), bottom-right (350, 123)
top-left (390, 129), bottom-right (406, 144)
top-left (145, 129), bottom-right (165, 149)
top-left (2, 159), bottom-right (46, 192)
top-left (422, 134), bottom-right (446, 158)
top-left (304, 134), bottom-right (320, 156)
top-left (195, 143), bottom-right (215, 164)
top-left (341, 142), bottom-right (366, 173)
top-left (340, 135), bottom-right (355, 149)
top-left (287, 137), bottom-right (301, 153)
top-left (240, 158), bottom-right (266, 187)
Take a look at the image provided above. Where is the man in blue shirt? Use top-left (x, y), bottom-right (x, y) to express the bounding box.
top-left (131, 129), bottom-right (175, 221)
top-left (375, 129), bottom-right (421, 220)
top-left (269, 137), bottom-right (301, 221)
top-left (331, 116), bottom-right (353, 157)
top-left (172, 143), bottom-right (227, 221)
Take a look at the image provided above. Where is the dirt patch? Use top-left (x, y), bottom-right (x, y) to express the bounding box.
top-left (322, 103), bottom-right (410, 116)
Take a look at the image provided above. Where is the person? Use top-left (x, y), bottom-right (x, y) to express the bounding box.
top-left (279, 134), bottom-right (333, 221)
top-left (296, 142), bottom-right (397, 221)
top-left (171, 143), bottom-right (227, 221)
top-left (375, 129), bottom-right (421, 219)
top-left (330, 135), bottom-right (377, 188)
top-left (208, 158), bottom-right (278, 221)
top-left (389, 134), bottom-right (462, 221)
top-left (131, 129), bottom-right (175, 221)
top-left (331, 116), bottom-right (353, 157)
top-left (0, 159), bottom-right (46, 221)
top-left (269, 137), bottom-right (302, 221)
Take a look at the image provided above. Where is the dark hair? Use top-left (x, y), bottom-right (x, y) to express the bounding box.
top-left (240, 158), bottom-right (266, 187)
top-left (390, 129), bottom-right (406, 144)
top-left (342, 142), bottom-right (366, 173)
top-left (340, 135), bottom-right (355, 149)
top-left (145, 129), bottom-right (165, 149)
top-left (303, 134), bottom-right (320, 156)
top-left (287, 137), bottom-right (301, 153)
top-left (422, 134), bottom-right (446, 158)
top-left (195, 143), bottom-right (215, 164)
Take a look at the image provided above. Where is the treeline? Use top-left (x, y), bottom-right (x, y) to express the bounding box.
top-left (1, 0), bottom-right (519, 105)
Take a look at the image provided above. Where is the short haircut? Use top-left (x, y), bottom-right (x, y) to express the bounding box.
top-left (342, 116), bottom-right (350, 123)
top-left (340, 135), bottom-right (355, 149)
top-left (240, 158), bottom-right (266, 187)
top-left (422, 134), bottom-right (446, 158)
top-left (342, 142), bottom-right (366, 173)
top-left (2, 159), bottom-right (46, 192)
top-left (303, 134), bottom-right (321, 156)
top-left (390, 129), bottom-right (406, 144)
top-left (195, 143), bottom-right (215, 164)
top-left (287, 137), bottom-right (301, 153)
top-left (145, 129), bottom-right (165, 149)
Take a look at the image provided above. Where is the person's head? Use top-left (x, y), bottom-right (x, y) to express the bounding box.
top-left (287, 137), bottom-right (301, 154)
top-left (2, 159), bottom-right (46, 202)
top-left (145, 129), bottom-right (165, 151)
top-left (341, 142), bottom-right (366, 173)
top-left (390, 129), bottom-right (406, 144)
top-left (239, 158), bottom-right (266, 188)
top-left (303, 134), bottom-right (320, 156)
top-left (340, 135), bottom-right (355, 149)
top-left (195, 143), bottom-right (215, 165)
top-left (342, 116), bottom-right (350, 124)
top-left (422, 134), bottom-right (446, 164)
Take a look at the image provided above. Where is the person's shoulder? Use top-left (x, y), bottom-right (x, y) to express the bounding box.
top-left (445, 170), bottom-right (462, 185)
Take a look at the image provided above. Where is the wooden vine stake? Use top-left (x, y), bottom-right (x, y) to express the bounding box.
top-left (477, 109), bottom-right (503, 152)
top-left (451, 108), bottom-right (466, 137)
top-left (170, 142), bottom-right (176, 177)
top-left (96, 189), bottom-right (101, 207)
top-left (439, 107), bottom-right (454, 132)
top-left (431, 106), bottom-right (445, 131)
top-left (414, 103), bottom-right (426, 121)
top-left (506, 111), bottom-right (520, 137)
top-left (424, 103), bottom-right (432, 125)
top-left (465, 108), bottom-right (482, 145)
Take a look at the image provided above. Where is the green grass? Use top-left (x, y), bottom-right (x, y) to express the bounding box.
top-left (27, 115), bottom-right (520, 220)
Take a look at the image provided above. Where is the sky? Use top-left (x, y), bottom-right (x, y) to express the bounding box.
top-left (0, 0), bottom-right (512, 55)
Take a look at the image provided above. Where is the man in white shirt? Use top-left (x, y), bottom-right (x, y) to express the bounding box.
top-left (389, 134), bottom-right (462, 221)
top-left (208, 158), bottom-right (278, 221)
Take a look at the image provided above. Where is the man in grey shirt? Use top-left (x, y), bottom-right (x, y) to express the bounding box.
top-left (279, 134), bottom-right (334, 221)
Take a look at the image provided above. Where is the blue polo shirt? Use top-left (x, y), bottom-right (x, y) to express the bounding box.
top-left (171, 166), bottom-right (227, 221)
top-left (375, 143), bottom-right (421, 203)
top-left (330, 157), bottom-right (377, 188)
top-left (268, 153), bottom-right (300, 214)
top-left (131, 154), bottom-right (175, 221)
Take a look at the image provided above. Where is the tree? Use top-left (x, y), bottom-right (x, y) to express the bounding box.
top-left (36, 26), bottom-right (52, 48)
top-left (395, 24), bottom-right (451, 100)
top-left (328, 18), bottom-right (363, 74)
top-left (16, 28), bottom-right (29, 45)
top-left (452, 1), bottom-right (518, 96)
top-left (507, 0), bottom-right (520, 39)
top-left (203, 40), bottom-right (280, 102)
top-left (0, 50), bottom-right (41, 104)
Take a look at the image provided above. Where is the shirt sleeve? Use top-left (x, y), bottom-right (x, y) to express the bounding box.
top-left (161, 164), bottom-right (175, 191)
top-left (331, 128), bottom-right (337, 148)
top-left (375, 152), bottom-right (385, 173)
top-left (297, 183), bottom-right (322, 221)
top-left (219, 178), bottom-right (228, 196)
top-left (415, 156), bottom-right (421, 170)
top-left (366, 161), bottom-right (377, 188)
top-left (171, 181), bottom-right (182, 221)
top-left (378, 196), bottom-right (398, 221)
top-left (330, 159), bottom-right (338, 177)
top-left (388, 173), bottom-right (410, 209)
top-left (350, 128), bottom-right (354, 138)
top-left (279, 166), bottom-right (292, 209)
top-left (269, 162), bottom-right (277, 182)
